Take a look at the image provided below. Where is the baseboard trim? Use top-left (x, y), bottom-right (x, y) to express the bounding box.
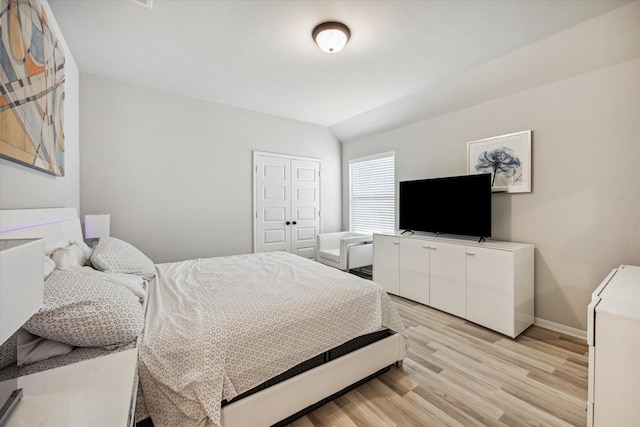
top-left (534, 317), bottom-right (587, 340)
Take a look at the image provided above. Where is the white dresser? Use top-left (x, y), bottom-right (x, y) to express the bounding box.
top-left (587, 264), bottom-right (640, 427)
top-left (373, 233), bottom-right (534, 338)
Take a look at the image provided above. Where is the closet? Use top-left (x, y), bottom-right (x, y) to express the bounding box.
top-left (253, 151), bottom-right (321, 259)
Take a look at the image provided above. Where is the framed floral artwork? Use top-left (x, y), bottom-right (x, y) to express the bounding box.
top-left (467, 130), bottom-right (532, 193)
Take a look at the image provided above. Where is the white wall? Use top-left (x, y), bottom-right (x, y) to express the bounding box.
top-left (0, 0), bottom-right (80, 212)
top-left (341, 5), bottom-right (640, 331)
top-left (79, 74), bottom-right (342, 263)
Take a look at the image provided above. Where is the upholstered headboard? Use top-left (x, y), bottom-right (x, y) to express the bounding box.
top-left (0, 208), bottom-right (83, 253)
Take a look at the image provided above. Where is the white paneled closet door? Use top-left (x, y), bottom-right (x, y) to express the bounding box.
top-left (254, 152), bottom-right (320, 259)
top-left (289, 159), bottom-right (320, 259)
top-left (254, 155), bottom-right (291, 253)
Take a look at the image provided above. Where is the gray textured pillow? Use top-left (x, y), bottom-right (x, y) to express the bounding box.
top-left (23, 270), bottom-right (144, 348)
top-left (0, 331), bottom-right (17, 370)
top-left (90, 236), bottom-right (155, 281)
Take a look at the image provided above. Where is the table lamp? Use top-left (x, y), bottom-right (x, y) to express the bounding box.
top-left (84, 214), bottom-right (110, 246)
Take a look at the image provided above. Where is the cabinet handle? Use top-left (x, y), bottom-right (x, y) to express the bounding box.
top-left (286, 221), bottom-right (291, 225)
top-left (466, 251), bottom-right (475, 256)
top-left (393, 241), bottom-right (400, 245)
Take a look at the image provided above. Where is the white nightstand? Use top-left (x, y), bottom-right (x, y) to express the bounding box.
top-left (0, 349), bottom-right (138, 427)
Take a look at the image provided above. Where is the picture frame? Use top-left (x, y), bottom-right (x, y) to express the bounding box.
top-left (0, 0), bottom-right (66, 176)
top-left (467, 130), bottom-right (532, 193)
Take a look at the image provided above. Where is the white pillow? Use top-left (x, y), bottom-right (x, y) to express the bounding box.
top-left (67, 265), bottom-right (146, 301)
top-left (44, 255), bottom-right (56, 279)
top-left (24, 270), bottom-right (145, 348)
top-left (90, 237), bottom-right (155, 281)
top-left (17, 328), bottom-right (74, 366)
top-left (45, 239), bottom-right (72, 256)
top-left (50, 241), bottom-right (93, 269)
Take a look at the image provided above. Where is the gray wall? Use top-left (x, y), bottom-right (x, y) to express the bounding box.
top-left (0, 1), bottom-right (80, 212)
top-left (341, 6), bottom-right (640, 332)
top-left (79, 74), bottom-right (342, 263)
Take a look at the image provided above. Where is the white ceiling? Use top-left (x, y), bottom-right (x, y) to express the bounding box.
top-left (48, 0), bottom-right (631, 141)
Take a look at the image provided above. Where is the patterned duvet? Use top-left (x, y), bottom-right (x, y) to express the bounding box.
top-left (138, 251), bottom-right (406, 427)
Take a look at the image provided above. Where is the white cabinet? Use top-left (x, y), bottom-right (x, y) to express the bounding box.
top-left (373, 234), bottom-right (400, 294)
top-left (0, 349), bottom-right (138, 427)
top-left (587, 265), bottom-right (640, 427)
top-left (429, 241), bottom-right (466, 318)
top-left (0, 239), bottom-right (45, 343)
top-left (399, 238), bottom-right (430, 306)
top-left (466, 246), bottom-right (534, 338)
top-left (373, 233), bottom-right (534, 338)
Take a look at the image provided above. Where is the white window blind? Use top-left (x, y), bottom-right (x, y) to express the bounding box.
top-left (349, 152), bottom-right (395, 234)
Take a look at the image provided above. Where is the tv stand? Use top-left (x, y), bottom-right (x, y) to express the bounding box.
top-left (400, 230), bottom-right (414, 235)
top-left (373, 233), bottom-right (534, 338)
top-left (478, 236), bottom-right (486, 243)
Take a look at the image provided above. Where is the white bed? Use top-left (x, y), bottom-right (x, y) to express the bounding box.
top-left (0, 208), bottom-right (146, 427)
top-left (0, 208), bottom-right (407, 427)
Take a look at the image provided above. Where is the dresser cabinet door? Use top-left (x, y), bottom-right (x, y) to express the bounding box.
top-left (429, 241), bottom-right (466, 318)
top-left (399, 238), bottom-right (430, 305)
top-left (466, 246), bottom-right (514, 336)
top-left (373, 234), bottom-right (400, 295)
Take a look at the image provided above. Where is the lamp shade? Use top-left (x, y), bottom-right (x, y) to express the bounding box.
top-left (312, 22), bottom-right (350, 54)
top-left (85, 214), bottom-right (111, 239)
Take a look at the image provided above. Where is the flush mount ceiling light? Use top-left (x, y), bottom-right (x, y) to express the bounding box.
top-left (312, 22), bottom-right (350, 54)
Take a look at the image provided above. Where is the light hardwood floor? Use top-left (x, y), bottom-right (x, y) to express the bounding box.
top-left (288, 294), bottom-right (589, 427)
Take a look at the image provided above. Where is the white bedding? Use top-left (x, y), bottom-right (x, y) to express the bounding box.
top-left (138, 251), bottom-right (406, 427)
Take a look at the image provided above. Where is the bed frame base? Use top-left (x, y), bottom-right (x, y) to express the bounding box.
top-left (220, 332), bottom-right (406, 427)
top-left (272, 366), bottom-right (390, 427)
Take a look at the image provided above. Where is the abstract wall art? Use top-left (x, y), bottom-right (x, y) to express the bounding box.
top-left (0, 0), bottom-right (66, 176)
top-left (467, 130), bottom-right (532, 193)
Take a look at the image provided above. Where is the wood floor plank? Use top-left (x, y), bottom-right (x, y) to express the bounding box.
top-left (334, 390), bottom-right (398, 427)
top-left (286, 294), bottom-right (588, 427)
top-left (499, 382), bottom-right (587, 426)
top-left (494, 388), bottom-right (577, 427)
top-left (377, 363), bottom-right (418, 396)
top-left (411, 367), bottom-right (506, 425)
top-left (288, 417), bottom-right (316, 427)
top-left (402, 390), bottom-right (468, 427)
top-left (566, 353), bottom-right (589, 368)
top-left (305, 401), bottom-right (358, 427)
top-left (410, 382), bottom-right (504, 427)
top-left (355, 379), bottom-right (433, 426)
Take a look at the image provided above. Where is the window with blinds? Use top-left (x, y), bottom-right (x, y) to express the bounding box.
top-left (349, 152), bottom-right (395, 234)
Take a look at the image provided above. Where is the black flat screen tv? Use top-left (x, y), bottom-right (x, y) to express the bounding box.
top-left (399, 173), bottom-right (492, 238)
